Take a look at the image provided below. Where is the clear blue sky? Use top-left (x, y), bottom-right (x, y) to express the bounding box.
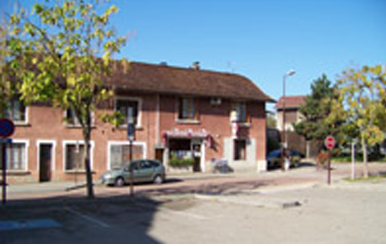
top-left (2, 0), bottom-right (386, 111)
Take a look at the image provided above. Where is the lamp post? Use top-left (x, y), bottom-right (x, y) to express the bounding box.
top-left (281, 69), bottom-right (295, 171)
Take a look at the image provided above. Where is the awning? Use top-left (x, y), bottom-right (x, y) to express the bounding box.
top-left (163, 129), bottom-right (209, 139)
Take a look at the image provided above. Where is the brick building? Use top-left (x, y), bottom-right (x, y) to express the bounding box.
top-left (275, 95), bottom-right (318, 157)
top-left (2, 61), bottom-right (274, 183)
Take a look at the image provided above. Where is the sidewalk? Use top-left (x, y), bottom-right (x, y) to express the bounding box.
top-left (2, 162), bottom-right (385, 204)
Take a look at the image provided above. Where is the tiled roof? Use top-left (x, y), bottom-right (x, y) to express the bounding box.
top-left (106, 62), bottom-right (275, 102)
top-left (275, 95), bottom-right (306, 109)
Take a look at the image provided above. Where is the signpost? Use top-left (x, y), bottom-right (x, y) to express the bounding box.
top-left (0, 118), bottom-right (15, 204)
top-left (127, 121), bottom-right (135, 196)
top-left (324, 135), bottom-right (336, 185)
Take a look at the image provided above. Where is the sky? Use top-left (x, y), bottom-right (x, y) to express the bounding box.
top-left (1, 0), bottom-right (386, 111)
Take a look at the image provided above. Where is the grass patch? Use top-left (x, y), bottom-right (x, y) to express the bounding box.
top-left (344, 174), bottom-right (386, 182)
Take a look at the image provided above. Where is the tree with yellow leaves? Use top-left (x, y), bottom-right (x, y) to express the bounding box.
top-left (336, 65), bottom-right (386, 178)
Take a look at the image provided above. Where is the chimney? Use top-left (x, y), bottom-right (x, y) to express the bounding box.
top-left (191, 61), bottom-right (200, 70)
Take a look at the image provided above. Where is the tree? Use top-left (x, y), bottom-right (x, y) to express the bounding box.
top-left (336, 64), bottom-right (386, 178)
top-left (294, 75), bottom-right (336, 154)
top-left (0, 20), bottom-right (23, 117)
top-left (7, 0), bottom-right (127, 198)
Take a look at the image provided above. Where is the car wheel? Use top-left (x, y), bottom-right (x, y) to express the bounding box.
top-left (153, 175), bottom-right (164, 184)
top-left (114, 177), bottom-right (125, 187)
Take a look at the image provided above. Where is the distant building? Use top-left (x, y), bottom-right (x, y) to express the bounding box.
top-left (274, 95), bottom-right (317, 158)
top-left (275, 96), bottom-right (306, 131)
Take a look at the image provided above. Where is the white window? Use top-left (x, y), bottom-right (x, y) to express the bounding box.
top-left (107, 141), bottom-right (146, 170)
top-left (65, 108), bottom-right (81, 126)
top-left (63, 141), bottom-right (94, 171)
top-left (115, 98), bottom-right (142, 127)
top-left (0, 140), bottom-right (29, 171)
top-left (65, 108), bottom-right (95, 127)
top-left (5, 98), bottom-right (27, 123)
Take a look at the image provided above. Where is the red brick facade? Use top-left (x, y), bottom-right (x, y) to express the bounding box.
top-left (3, 62), bottom-right (272, 183)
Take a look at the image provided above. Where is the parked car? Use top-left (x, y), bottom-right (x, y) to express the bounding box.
top-left (100, 159), bottom-right (166, 186)
top-left (267, 149), bottom-right (303, 169)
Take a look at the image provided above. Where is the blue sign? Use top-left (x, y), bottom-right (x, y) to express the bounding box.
top-left (0, 119), bottom-right (15, 138)
top-left (127, 122), bottom-right (135, 141)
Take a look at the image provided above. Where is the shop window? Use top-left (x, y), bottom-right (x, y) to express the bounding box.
top-left (178, 97), bottom-right (198, 121)
top-left (116, 98), bottom-right (141, 126)
top-left (1, 143), bottom-right (27, 171)
top-left (234, 139), bottom-right (246, 160)
top-left (4, 97), bottom-right (26, 123)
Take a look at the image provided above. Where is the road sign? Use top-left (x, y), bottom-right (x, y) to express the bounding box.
top-left (324, 135), bottom-right (336, 150)
top-left (127, 122), bottom-right (136, 141)
top-left (0, 118), bottom-right (15, 138)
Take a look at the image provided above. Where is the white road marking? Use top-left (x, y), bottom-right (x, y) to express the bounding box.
top-left (64, 207), bottom-right (110, 228)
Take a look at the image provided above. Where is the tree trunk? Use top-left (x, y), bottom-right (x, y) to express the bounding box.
top-left (306, 140), bottom-right (311, 159)
top-left (361, 137), bottom-right (369, 178)
top-left (83, 125), bottom-right (94, 199)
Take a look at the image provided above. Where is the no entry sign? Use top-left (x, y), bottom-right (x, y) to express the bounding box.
top-left (324, 135), bottom-right (336, 150)
top-left (0, 118), bottom-right (15, 138)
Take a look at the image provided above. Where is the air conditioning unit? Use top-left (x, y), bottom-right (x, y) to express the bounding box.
top-left (210, 98), bottom-right (222, 106)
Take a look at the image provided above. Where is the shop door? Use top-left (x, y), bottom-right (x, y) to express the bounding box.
top-left (192, 142), bottom-right (202, 172)
top-left (39, 144), bottom-right (53, 182)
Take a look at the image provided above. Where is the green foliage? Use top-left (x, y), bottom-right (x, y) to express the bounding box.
top-left (337, 65), bottom-right (386, 148)
top-left (294, 74), bottom-right (337, 149)
top-left (336, 64), bottom-right (386, 177)
top-left (169, 157), bottom-right (195, 167)
top-left (5, 0), bottom-right (127, 198)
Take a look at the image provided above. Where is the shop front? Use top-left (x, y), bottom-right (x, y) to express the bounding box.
top-left (163, 129), bottom-right (209, 172)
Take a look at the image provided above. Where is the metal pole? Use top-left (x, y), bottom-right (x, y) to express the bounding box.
top-left (281, 75), bottom-right (286, 171)
top-left (351, 141), bottom-right (356, 180)
top-left (129, 139), bottom-right (134, 196)
top-left (2, 140), bottom-right (7, 204)
top-left (327, 150), bottom-right (331, 185)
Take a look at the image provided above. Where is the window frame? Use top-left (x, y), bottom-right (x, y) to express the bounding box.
top-left (0, 139), bottom-right (29, 172)
top-left (231, 102), bottom-right (250, 124)
top-left (107, 141), bottom-right (147, 170)
top-left (4, 97), bottom-right (28, 125)
top-left (177, 97), bottom-right (199, 123)
top-left (64, 108), bottom-right (95, 128)
top-left (62, 140), bottom-right (95, 172)
top-left (114, 96), bottom-right (142, 128)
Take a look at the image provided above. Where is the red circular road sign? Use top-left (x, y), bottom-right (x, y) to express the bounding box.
top-left (0, 118), bottom-right (15, 138)
top-left (324, 135), bottom-right (336, 150)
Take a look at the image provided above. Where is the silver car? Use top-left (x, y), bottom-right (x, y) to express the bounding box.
top-left (101, 159), bottom-right (166, 186)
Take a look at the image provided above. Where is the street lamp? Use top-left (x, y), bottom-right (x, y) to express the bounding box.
top-left (281, 69), bottom-right (295, 171)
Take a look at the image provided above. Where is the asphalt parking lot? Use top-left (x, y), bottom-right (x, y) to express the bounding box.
top-left (1, 180), bottom-right (386, 243)
top-left (1, 163), bottom-right (386, 243)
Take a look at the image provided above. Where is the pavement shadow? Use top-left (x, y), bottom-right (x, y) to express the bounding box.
top-left (136, 180), bottom-right (269, 197)
top-left (0, 194), bottom-right (161, 244)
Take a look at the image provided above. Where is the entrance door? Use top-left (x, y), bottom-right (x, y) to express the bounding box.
top-left (155, 148), bottom-right (164, 163)
top-left (39, 144), bottom-right (53, 182)
top-left (192, 142), bottom-right (202, 172)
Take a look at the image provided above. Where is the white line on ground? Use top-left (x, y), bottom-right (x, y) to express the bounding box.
top-left (64, 207), bottom-right (110, 228)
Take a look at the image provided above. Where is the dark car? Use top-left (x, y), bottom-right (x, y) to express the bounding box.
top-left (100, 159), bottom-right (166, 186)
top-left (267, 149), bottom-right (303, 169)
